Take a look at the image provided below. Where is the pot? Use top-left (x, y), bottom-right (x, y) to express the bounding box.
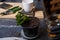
top-left (21, 17), bottom-right (39, 39)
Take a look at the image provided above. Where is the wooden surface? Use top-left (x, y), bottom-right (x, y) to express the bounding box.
top-left (50, 0), bottom-right (60, 12)
top-left (0, 2), bottom-right (44, 19)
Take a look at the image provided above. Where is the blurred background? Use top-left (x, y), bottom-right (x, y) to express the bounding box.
top-left (0, 0), bottom-right (22, 2)
top-left (0, 0), bottom-right (43, 10)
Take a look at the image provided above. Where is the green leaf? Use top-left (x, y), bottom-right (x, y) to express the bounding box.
top-left (16, 12), bottom-right (30, 26)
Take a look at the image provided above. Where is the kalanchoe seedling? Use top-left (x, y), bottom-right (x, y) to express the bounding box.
top-left (16, 12), bottom-right (30, 26)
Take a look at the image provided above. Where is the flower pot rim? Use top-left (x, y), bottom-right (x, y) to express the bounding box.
top-left (22, 17), bottom-right (40, 28)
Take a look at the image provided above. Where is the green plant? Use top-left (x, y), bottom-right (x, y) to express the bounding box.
top-left (9, 6), bottom-right (22, 13)
top-left (16, 12), bottom-right (30, 26)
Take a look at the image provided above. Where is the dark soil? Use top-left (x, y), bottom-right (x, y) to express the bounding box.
top-left (22, 17), bottom-right (39, 28)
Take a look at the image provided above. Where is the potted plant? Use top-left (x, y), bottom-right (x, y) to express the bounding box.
top-left (16, 8), bottom-right (39, 39)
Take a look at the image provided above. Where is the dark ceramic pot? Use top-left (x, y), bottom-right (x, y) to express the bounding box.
top-left (21, 17), bottom-right (39, 39)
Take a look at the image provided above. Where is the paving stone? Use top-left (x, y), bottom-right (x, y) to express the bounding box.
top-left (0, 18), bottom-right (49, 40)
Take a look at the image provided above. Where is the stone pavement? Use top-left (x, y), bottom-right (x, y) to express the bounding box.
top-left (0, 18), bottom-right (22, 38)
top-left (0, 37), bottom-right (26, 40)
top-left (0, 18), bottom-right (50, 40)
